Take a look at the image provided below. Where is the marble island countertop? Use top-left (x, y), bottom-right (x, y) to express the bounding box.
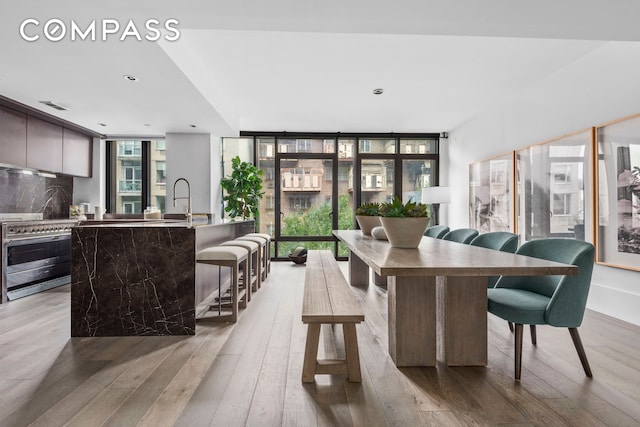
top-left (76, 219), bottom-right (250, 228)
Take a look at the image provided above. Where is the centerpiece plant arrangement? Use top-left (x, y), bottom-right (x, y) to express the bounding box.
top-left (355, 202), bottom-right (381, 235)
top-left (378, 196), bottom-right (430, 248)
top-left (220, 156), bottom-right (264, 225)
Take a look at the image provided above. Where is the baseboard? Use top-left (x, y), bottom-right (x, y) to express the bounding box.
top-left (587, 281), bottom-right (640, 327)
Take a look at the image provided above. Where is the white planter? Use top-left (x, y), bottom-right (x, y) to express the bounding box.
top-left (380, 217), bottom-right (429, 248)
top-left (356, 215), bottom-right (381, 235)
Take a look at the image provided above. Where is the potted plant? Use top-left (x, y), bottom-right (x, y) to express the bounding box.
top-left (379, 196), bottom-right (430, 248)
top-left (220, 156), bottom-right (264, 222)
top-left (355, 202), bottom-right (381, 235)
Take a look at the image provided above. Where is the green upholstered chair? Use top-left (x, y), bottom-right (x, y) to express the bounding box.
top-left (424, 225), bottom-right (450, 239)
top-left (488, 238), bottom-right (595, 380)
top-left (470, 232), bottom-right (519, 287)
top-left (442, 228), bottom-right (479, 244)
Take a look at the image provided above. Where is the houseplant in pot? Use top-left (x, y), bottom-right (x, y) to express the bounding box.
top-left (355, 202), bottom-right (381, 235)
top-left (220, 156), bottom-right (264, 224)
top-left (379, 197), bottom-right (429, 248)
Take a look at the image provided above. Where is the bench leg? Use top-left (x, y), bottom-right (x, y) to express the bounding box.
top-left (302, 323), bottom-right (321, 383)
top-left (343, 323), bottom-right (362, 382)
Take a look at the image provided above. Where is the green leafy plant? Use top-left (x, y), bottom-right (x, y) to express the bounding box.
top-left (356, 202), bottom-right (381, 216)
top-left (220, 156), bottom-right (264, 220)
top-left (379, 196), bottom-right (429, 218)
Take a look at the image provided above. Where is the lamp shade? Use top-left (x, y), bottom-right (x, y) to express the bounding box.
top-left (421, 186), bottom-right (451, 204)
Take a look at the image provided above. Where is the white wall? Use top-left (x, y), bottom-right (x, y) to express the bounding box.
top-left (73, 138), bottom-right (105, 214)
top-left (166, 133), bottom-right (222, 216)
top-left (446, 42), bottom-right (640, 326)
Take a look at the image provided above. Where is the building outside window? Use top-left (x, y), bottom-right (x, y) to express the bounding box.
top-left (108, 139), bottom-right (166, 214)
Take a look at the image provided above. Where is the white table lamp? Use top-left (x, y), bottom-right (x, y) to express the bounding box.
top-left (421, 186), bottom-right (450, 225)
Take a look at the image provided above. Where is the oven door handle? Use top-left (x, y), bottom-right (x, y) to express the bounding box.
top-left (4, 233), bottom-right (71, 246)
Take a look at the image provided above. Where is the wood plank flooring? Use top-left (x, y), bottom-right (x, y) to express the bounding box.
top-left (1, 262), bottom-right (640, 426)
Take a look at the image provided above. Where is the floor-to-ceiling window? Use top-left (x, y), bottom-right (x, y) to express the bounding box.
top-left (106, 139), bottom-right (166, 214)
top-left (224, 133), bottom-right (439, 259)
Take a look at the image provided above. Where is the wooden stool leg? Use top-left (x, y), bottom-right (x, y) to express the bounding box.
top-left (267, 241), bottom-right (271, 273)
top-left (262, 243), bottom-right (268, 281)
top-left (343, 323), bottom-right (362, 382)
top-left (254, 251), bottom-right (261, 291)
top-left (241, 258), bottom-right (249, 307)
top-left (302, 323), bottom-right (321, 383)
top-left (231, 265), bottom-right (239, 322)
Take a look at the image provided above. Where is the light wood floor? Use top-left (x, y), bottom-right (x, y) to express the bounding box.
top-left (1, 262), bottom-right (640, 426)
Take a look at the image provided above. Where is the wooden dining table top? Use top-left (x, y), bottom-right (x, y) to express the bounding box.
top-left (333, 230), bottom-right (578, 277)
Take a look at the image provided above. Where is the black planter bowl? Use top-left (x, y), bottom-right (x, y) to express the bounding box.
top-left (289, 255), bottom-right (307, 265)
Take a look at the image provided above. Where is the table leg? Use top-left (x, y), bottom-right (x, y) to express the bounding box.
top-left (372, 271), bottom-right (387, 286)
top-left (388, 275), bottom-right (436, 367)
top-left (437, 276), bottom-right (487, 366)
top-left (349, 250), bottom-right (369, 286)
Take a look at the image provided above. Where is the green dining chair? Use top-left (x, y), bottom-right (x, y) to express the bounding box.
top-left (469, 232), bottom-right (519, 287)
top-left (442, 228), bottom-right (479, 244)
top-left (488, 238), bottom-right (595, 380)
top-left (424, 225), bottom-right (450, 239)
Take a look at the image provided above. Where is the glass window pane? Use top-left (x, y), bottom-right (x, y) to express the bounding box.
top-left (402, 159), bottom-right (435, 205)
top-left (280, 158), bottom-right (332, 237)
top-left (258, 137), bottom-right (275, 159)
top-left (338, 157), bottom-right (354, 231)
top-left (278, 138), bottom-right (334, 154)
top-left (359, 138), bottom-right (396, 154)
top-left (278, 241), bottom-right (334, 258)
top-left (150, 140), bottom-right (166, 212)
top-left (400, 139), bottom-right (437, 154)
top-left (338, 139), bottom-right (355, 159)
top-left (516, 131), bottom-right (591, 241)
top-left (361, 159), bottom-right (394, 204)
top-left (257, 137), bottom-right (276, 236)
top-left (115, 141), bottom-right (142, 214)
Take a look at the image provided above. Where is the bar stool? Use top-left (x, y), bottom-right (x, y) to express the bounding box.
top-left (219, 240), bottom-right (260, 295)
top-left (196, 246), bottom-right (249, 322)
top-left (245, 233), bottom-right (272, 274)
top-left (236, 235), bottom-right (268, 283)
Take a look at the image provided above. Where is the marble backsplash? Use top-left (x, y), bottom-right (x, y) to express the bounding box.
top-left (0, 169), bottom-right (73, 219)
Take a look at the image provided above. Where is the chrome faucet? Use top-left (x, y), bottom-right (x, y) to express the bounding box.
top-left (173, 177), bottom-right (192, 227)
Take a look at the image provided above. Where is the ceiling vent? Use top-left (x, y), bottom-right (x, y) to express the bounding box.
top-left (39, 100), bottom-right (68, 111)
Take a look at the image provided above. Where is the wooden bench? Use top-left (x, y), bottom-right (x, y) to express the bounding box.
top-left (302, 250), bottom-right (365, 383)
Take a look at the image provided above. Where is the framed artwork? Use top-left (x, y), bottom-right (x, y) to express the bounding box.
top-left (469, 151), bottom-right (515, 232)
top-left (515, 128), bottom-right (594, 244)
top-left (596, 114), bottom-right (640, 271)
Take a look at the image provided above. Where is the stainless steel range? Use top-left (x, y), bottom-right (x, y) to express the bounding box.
top-left (1, 213), bottom-right (77, 302)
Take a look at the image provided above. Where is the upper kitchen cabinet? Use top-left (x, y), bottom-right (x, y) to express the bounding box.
top-left (63, 128), bottom-right (92, 177)
top-left (26, 116), bottom-right (63, 173)
top-left (0, 105), bottom-right (28, 167)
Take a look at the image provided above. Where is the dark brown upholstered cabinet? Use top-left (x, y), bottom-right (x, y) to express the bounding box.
top-left (63, 128), bottom-right (92, 177)
top-left (26, 116), bottom-right (63, 173)
top-left (0, 106), bottom-right (28, 167)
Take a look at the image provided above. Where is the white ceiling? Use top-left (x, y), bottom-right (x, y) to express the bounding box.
top-left (1, 1), bottom-right (640, 136)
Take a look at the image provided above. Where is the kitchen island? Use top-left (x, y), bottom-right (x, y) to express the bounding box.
top-left (70, 219), bottom-right (254, 337)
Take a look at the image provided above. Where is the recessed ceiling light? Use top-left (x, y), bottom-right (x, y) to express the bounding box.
top-left (123, 75), bottom-right (139, 82)
top-left (39, 100), bottom-right (68, 111)
top-left (373, 88), bottom-right (384, 95)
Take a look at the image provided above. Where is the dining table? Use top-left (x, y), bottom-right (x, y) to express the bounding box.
top-left (333, 230), bottom-right (578, 367)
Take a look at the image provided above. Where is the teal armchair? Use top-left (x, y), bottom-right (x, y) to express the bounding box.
top-left (442, 228), bottom-right (479, 244)
top-left (424, 225), bottom-right (450, 239)
top-left (488, 238), bottom-right (595, 380)
top-left (470, 232), bottom-right (519, 287)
